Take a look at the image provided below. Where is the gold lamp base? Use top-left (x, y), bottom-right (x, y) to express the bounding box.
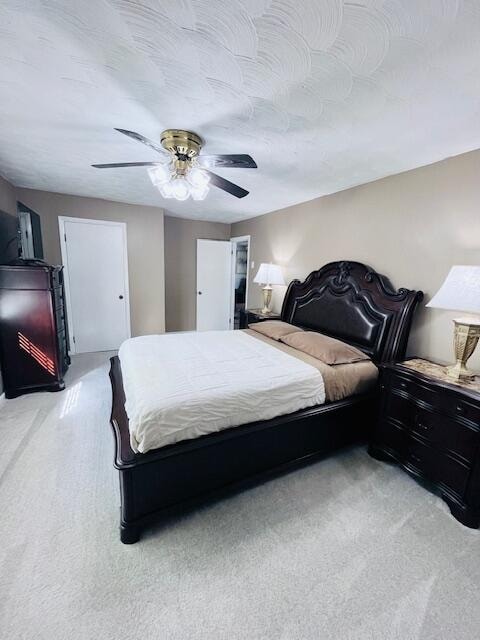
top-left (446, 318), bottom-right (480, 381)
top-left (260, 286), bottom-right (273, 315)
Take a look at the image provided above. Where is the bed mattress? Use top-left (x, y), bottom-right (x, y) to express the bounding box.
top-left (119, 330), bottom-right (326, 453)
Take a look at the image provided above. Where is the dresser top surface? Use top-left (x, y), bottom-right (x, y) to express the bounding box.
top-left (389, 358), bottom-right (480, 396)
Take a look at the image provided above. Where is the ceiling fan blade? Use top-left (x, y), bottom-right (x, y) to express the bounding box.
top-left (205, 170), bottom-right (249, 198)
top-left (114, 128), bottom-right (168, 157)
top-left (198, 154), bottom-right (257, 169)
top-left (91, 161), bottom-right (163, 168)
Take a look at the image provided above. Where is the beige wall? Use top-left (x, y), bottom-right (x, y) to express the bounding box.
top-left (0, 175), bottom-right (18, 395)
top-left (16, 188), bottom-right (165, 336)
top-left (232, 149), bottom-right (480, 369)
top-left (164, 215), bottom-right (231, 331)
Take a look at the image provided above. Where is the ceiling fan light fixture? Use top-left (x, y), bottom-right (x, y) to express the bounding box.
top-left (158, 182), bottom-right (175, 198)
top-left (93, 128), bottom-right (256, 201)
top-left (190, 183), bottom-right (210, 201)
top-left (187, 167), bottom-right (210, 188)
top-left (171, 176), bottom-right (190, 201)
top-left (148, 164), bottom-right (171, 186)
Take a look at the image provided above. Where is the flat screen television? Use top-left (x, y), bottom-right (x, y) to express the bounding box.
top-left (0, 208), bottom-right (19, 264)
top-left (18, 202), bottom-right (44, 260)
top-left (0, 202), bottom-right (44, 264)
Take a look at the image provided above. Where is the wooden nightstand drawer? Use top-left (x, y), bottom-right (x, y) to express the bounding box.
top-left (370, 360), bottom-right (480, 528)
top-left (385, 391), bottom-right (478, 463)
top-left (376, 422), bottom-right (470, 497)
top-left (385, 391), bottom-right (415, 426)
top-left (376, 419), bottom-right (410, 458)
top-left (389, 371), bottom-right (438, 407)
top-left (412, 409), bottom-right (477, 464)
top-left (454, 399), bottom-right (480, 426)
top-left (406, 437), bottom-right (470, 498)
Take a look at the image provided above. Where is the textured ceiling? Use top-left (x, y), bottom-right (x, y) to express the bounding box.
top-left (1, 1), bottom-right (480, 223)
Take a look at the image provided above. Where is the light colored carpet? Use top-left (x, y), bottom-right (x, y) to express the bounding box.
top-left (0, 353), bottom-right (479, 640)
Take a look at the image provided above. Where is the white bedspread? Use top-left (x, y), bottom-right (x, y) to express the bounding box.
top-left (118, 331), bottom-right (326, 453)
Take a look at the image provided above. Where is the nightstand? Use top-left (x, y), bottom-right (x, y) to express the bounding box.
top-left (369, 359), bottom-right (480, 528)
top-left (239, 308), bottom-right (281, 329)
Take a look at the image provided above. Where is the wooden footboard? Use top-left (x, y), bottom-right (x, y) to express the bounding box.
top-left (109, 355), bottom-right (375, 543)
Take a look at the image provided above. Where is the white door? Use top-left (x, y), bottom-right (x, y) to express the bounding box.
top-left (196, 239), bottom-right (232, 331)
top-left (59, 217), bottom-right (130, 353)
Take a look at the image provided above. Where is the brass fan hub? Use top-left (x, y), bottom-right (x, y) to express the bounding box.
top-left (161, 129), bottom-right (203, 159)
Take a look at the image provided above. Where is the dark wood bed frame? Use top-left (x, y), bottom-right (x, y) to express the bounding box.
top-left (109, 261), bottom-right (423, 543)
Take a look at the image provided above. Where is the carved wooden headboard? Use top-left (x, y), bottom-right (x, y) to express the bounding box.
top-left (280, 261), bottom-right (423, 363)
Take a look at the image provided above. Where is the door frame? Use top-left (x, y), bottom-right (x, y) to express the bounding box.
top-left (230, 235), bottom-right (250, 327)
top-left (58, 216), bottom-right (131, 354)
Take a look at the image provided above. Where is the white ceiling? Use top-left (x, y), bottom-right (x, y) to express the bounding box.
top-left (1, 1), bottom-right (480, 223)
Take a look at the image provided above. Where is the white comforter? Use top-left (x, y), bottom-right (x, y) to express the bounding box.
top-left (119, 331), bottom-right (325, 453)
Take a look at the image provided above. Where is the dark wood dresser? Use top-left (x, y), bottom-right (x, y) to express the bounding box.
top-left (0, 261), bottom-right (70, 398)
top-left (239, 308), bottom-right (281, 329)
top-left (369, 359), bottom-right (480, 528)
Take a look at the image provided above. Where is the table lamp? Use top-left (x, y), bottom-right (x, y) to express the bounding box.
top-left (427, 265), bottom-right (480, 380)
top-left (253, 263), bottom-right (285, 315)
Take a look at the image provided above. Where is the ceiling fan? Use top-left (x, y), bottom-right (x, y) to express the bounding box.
top-left (92, 128), bottom-right (257, 201)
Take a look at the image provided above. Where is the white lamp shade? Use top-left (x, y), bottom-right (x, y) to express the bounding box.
top-left (427, 265), bottom-right (480, 314)
top-left (253, 263), bottom-right (285, 286)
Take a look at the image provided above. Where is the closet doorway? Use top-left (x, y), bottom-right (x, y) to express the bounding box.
top-left (230, 236), bottom-right (250, 329)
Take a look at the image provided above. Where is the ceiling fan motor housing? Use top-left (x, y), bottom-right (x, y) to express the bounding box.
top-left (161, 129), bottom-right (203, 158)
top-left (161, 129), bottom-right (203, 176)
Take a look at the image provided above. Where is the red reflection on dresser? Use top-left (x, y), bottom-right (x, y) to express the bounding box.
top-left (18, 332), bottom-right (56, 376)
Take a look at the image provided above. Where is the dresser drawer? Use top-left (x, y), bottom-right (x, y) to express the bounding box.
top-left (0, 266), bottom-right (51, 290)
top-left (389, 371), bottom-right (438, 407)
top-left (385, 391), bottom-right (415, 426)
top-left (385, 391), bottom-right (479, 463)
top-left (412, 407), bottom-right (478, 463)
top-left (454, 399), bottom-right (480, 427)
top-left (376, 422), bottom-right (470, 498)
top-left (375, 419), bottom-right (410, 458)
top-left (406, 437), bottom-right (470, 498)
top-left (390, 370), bottom-right (480, 426)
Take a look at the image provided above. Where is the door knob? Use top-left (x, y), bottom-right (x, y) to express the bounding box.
top-left (198, 291), bottom-right (202, 295)
top-left (119, 295), bottom-right (124, 299)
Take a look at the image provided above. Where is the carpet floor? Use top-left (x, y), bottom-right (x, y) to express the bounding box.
top-left (0, 352), bottom-right (479, 640)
